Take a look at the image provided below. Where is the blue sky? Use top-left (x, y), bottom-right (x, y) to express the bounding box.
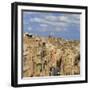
top-left (23, 11), bottom-right (80, 40)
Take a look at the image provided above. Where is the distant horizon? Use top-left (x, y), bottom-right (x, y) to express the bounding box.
top-left (23, 32), bottom-right (80, 41)
top-left (23, 11), bottom-right (80, 40)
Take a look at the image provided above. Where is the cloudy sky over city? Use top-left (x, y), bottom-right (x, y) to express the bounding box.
top-left (23, 11), bottom-right (80, 40)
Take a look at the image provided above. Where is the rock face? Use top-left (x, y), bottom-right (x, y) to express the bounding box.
top-left (23, 33), bottom-right (80, 77)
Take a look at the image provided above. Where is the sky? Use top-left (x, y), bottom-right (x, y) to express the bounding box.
top-left (22, 11), bottom-right (80, 40)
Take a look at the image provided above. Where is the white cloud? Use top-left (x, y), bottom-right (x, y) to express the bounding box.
top-left (28, 13), bottom-right (80, 33)
top-left (39, 24), bottom-right (48, 27)
top-left (65, 14), bottom-right (80, 24)
top-left (45, 15), bottom-right (58, 21)
top-left (58, 15), bottom-right (68, 22)
top-left (27, 27), bottom-right (32, 31)
top-left (30, 17), bottom-right (41, 22)
top-left (30, 17), bottom-right (67, 27)
top-left (23, 12), bottom-right (36, 16)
